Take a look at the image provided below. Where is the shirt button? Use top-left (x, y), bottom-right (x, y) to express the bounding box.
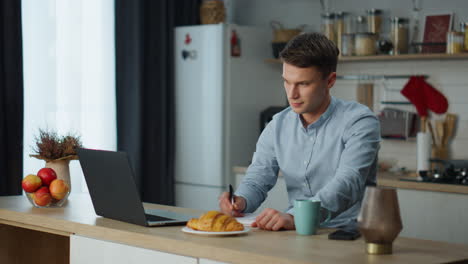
top-left (303, 183), bottom-right (308, 187)
top-left (303, 161), bottom-right (307, 164)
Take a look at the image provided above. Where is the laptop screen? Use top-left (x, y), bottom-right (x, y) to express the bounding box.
top-left (77, 148), bottom-right (148, 226)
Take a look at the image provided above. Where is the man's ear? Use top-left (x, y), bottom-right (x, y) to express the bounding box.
top-left (327, 72), bottom-right (337, 89)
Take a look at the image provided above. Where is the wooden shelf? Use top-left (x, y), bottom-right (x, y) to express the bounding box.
top-left (266, 53), bottom-right (468, 64)
top-left (340, 53), bottom-right (468, 62)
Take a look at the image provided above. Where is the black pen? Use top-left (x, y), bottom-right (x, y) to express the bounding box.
top-left (229, 184), bottom-right (234, 215)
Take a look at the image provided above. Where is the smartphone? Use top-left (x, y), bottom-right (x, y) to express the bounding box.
top-left (328, 229), bottom-right (361, 240)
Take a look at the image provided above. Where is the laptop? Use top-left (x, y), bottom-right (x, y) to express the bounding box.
top-left (77, 148), bottom-right (194, 227)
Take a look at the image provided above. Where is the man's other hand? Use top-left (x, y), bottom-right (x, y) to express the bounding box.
top-left (252, 208), bottom-right (295, 231)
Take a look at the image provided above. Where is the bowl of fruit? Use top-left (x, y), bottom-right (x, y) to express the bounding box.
top-left (24, 129), bottom-right (81, 207)
top-left (22, 167), bottom-right (70, 208)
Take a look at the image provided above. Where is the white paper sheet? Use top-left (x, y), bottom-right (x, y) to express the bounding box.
top-left (236, 213), bottom-right (258, 227)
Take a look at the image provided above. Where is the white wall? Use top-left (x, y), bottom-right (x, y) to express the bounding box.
top-left (231, 0), bottom-right (468, 170)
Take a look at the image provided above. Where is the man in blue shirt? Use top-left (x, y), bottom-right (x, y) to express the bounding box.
top-left (219, 33), bottom-right (380, 231)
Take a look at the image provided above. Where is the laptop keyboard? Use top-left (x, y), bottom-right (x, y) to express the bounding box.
top-left (145, 214), bottom-right (174, 222)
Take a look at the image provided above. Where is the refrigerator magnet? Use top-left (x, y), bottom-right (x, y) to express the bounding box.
top-left (231, 30), bottom-right (241, 57)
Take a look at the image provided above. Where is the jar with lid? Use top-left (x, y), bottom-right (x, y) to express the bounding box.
top-left (447, 31), bottom-right (464, 54)
top-left (336, 12), bottom-right (352, 54)
top-left (336, 12), bottom-right (353, 34)
top-left (390, 17), bottom-right (409, 55)
top-left (462, 22), bottom-right (468, 51)
top-left (341, 33), bottom-right (355, 56)
top-left (367, 9), bottom-right (383, 34)
top-left (321, 13), bottom-right (336, 45)
top-left (355, 33), bottom-right (377, 56)
top-left (355, 15), bottom-right (367, 33)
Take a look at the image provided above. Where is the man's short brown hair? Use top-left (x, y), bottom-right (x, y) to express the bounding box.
top-left (279, 33), bottom-right (339, 79)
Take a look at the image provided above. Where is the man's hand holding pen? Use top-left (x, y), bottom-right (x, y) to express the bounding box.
top-left (219, 186), bottom-right (246, 217)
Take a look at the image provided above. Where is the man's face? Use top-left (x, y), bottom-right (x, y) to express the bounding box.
top-left (282, 63), bottom-right (336, 115)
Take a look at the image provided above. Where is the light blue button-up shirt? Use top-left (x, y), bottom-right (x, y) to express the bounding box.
top-left (236, 96), bottom-right (380, 227)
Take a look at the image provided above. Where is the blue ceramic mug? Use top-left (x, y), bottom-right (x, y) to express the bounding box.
top-left (294, 199), bottom-right (332, 235)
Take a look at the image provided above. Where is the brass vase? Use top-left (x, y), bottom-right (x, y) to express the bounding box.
top-left (357, 186), bottom-right (403, 255)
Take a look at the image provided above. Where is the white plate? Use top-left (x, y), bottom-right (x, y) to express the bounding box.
top-left (181, 226), bottom-right (251, 236)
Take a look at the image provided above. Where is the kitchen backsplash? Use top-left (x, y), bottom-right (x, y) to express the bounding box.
top-left (333, 60), bottom-right (468, 170)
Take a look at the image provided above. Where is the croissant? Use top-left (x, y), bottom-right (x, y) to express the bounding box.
top-left (187, 210), bottom-right (244, 232)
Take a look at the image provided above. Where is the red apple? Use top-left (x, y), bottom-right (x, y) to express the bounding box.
top-left (37, 168), bottom-right (57, 186)
top-left (49, 179), bottom-right (69, 200)
top-left (33, 186), bottom-right (52, 206)
top-left (22, 174), bottom-right (42, 193)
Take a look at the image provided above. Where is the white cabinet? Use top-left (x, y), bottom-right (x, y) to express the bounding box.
top-left (70, 235), bottom-right (197, 264)
top-left (397, 188), bottom-right (468, 245)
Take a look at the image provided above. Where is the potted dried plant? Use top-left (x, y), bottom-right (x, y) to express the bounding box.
top-left (29, 129), bottom-right (83, 197)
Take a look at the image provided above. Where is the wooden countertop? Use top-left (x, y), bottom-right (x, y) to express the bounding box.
top-left (378, 172), bottom-right (468, 195)
top-left (233, 166), bottom-right (468, 195)
top-left (1, 194), bottom-right (468, 264)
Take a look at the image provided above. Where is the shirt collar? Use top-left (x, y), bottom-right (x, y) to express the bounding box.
top-left (293, 96), bottom-right (337, 130)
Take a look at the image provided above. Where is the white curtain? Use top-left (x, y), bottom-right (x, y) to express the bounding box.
top-left (22, 0), bottom-right (116, 193)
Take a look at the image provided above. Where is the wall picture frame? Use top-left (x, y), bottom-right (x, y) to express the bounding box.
top-left (421, 12), bottom-right (453, 53)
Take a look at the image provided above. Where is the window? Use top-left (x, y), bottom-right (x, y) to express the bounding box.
top-left (22, 0), bottom-right (116, 193)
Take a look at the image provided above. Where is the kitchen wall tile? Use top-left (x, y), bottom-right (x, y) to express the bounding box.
top-left (451, 138), bottom-right (468, 159)
top-left (336, 61), bottom-right (468, 169)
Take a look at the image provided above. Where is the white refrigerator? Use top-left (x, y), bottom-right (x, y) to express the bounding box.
top-left (174, 24), bottom-right (285, 211)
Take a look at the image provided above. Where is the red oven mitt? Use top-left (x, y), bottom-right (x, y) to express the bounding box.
top-left (420, 77), bottom-right (448, 114)
top-left (401, 76), bottom-right (428, 117)
top-left (401, 76), bottom-right (448, 116)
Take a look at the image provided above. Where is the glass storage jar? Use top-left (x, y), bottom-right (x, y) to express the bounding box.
top-left (355, 33), bottom-right (377, 56)
top-left (336, 12), bottom-right (353, 54)
top-left (341, 33), bottom-right (355, 56)
top-left (321, 12), bottom-right (336, 45)
top-left (390, 17), bottom-right (409, 54)
top-left (446, 31), bottom-right (464, 54)
top-left (367, 9), bottom-right (383, 34)
top-left (462, 22), bottom-right (468, 51)
top-left (355, 15), bottom-right (367, 33)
